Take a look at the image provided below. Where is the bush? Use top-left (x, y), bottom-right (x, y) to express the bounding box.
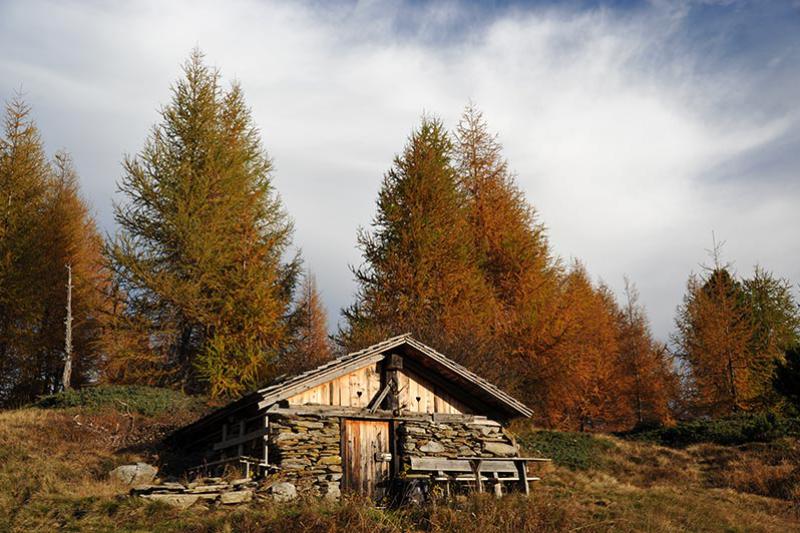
top-left (628, 412), bottom-right (800, 447)
top-left (34, 385), bottom-right (208, 417)
top-left (516, 429), bottom-right (615, 470)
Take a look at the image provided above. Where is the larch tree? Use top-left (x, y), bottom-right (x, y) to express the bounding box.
top-left (340, 116), bottom-right (500, 373)
top-left (0, 97), bottom-right (49, 405)
top-left (281, 272), bottom-right (333, 376)
top-left (453, 103), bottom-right (562, 400)
top-left (0, 97), bottom-right (106, 406)
top-left (555, 267), bottom-right (631, 431)
top-left (41, 152), bottom-right (108, 391)
top-left (616, 278), bottom-right (677, 427)
top-left (107, 50), bottom-right (299, 398)
top-left (674, 267), bottom-right (754, 415)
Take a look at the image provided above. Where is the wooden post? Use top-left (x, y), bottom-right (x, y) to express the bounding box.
top-left (469, 459), bottom-right (484, 493)
top-left (383, 353), bottom-right (403, 483)
top-left (264, 415), bottom-right (269, 473)
top-left (384, 353), bottom-right (402, 412)
top-left (516, 460), bottom-right (530, 496)
top-left (237, 420), bottom-right (245, 457)
top-left (61, 264), bottom-right (73, 391)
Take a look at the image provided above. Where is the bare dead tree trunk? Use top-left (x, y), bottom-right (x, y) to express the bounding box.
top-left (61, 264), bottom-right (73, 391)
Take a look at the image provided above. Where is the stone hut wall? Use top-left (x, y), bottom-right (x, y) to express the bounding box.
top-left (398, 417), bottom-right (518, 466)
top-left (267, 413), bottom-right (341, 499)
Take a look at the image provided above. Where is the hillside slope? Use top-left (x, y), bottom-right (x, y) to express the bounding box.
top-left (0, 387), bottom-right (798, 532)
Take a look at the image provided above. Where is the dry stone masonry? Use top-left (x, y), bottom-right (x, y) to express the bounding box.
top-left (131, 477), bottom-right (258, 509)
top-left (267, 413), bottom-right (342, 499)
top-left (398, 417), bottom-right (518, 466)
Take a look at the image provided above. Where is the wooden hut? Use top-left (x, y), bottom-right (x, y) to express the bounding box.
top-left (172, 334), bottom-right (536, 500)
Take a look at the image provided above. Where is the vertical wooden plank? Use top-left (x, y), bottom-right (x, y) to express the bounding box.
top-left (342, 373), bottom-right (351, 407)
top-left (397, 372), bottom-right (408, 410)
top-left (263, 415), bottom-right (269, 464)
top-left (349, 371), bottom-right (359, 407)
top-left (237, 420), bottom-right (245, 456)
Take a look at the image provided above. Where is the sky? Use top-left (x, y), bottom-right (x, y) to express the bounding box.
top-left (1, 0), bottom-right (799, 341)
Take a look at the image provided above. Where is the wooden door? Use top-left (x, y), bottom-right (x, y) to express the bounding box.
top-left (342, 419), bottom-right (390, 499)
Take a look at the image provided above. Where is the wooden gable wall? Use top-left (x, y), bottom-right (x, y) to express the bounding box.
top-left (287, 363), bottom-right (382, 408)
top-left (286, 362), bottom-right (471, 415)
top-left (398, 368), bottom-right (471, 414)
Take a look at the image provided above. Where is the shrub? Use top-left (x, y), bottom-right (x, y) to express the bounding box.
top-left (34, 385), bottom-right (208, 417)
top-left (516, 430), bottom-right (615, 470)
top-left (628, 412), bottom-right (800, 447)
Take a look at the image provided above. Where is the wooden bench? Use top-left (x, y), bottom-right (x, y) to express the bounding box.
top-left (407, 456), bottom-right (547, 497)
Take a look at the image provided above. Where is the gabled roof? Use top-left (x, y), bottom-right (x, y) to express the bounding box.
top-left (172, 335), bottom-right (531, 443)
top-left (256, 334), bottom-right (532, 419)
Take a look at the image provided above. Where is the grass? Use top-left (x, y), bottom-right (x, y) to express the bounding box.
top-left (0, 386), bottom-right (798, 532)
top-left (514, 429), bottom-right (616, 470)
top-left (34, 385), bottom-right (210, 417)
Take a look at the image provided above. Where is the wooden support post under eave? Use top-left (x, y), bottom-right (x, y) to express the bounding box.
top-left (384, 353), bottom-right (402, 412)
top-left (384, 353), bottom-right (403, 480)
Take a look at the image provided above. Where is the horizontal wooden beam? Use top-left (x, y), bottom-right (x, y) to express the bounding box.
top-left (265, 405), bottom-right (479, 423)
top-left (212, 427), bottom-right (269, 451)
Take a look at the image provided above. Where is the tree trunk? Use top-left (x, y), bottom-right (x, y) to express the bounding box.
top-left (61, 264), bottom-right (73, 391)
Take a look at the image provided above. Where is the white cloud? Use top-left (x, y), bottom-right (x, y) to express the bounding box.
top-left (1, 0), bottom-right (797, 339)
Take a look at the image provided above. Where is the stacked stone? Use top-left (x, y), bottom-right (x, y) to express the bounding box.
top-left (398, 419), bottom-right (518, 463)
top-left (131, 478), bottom-right (258, 508)
top-left (268, 414), bottom-right (342, 499)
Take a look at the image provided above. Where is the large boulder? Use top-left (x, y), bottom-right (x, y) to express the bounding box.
top-left (110, 463), bottom-right (158, 486)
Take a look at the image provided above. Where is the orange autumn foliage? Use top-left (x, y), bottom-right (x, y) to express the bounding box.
top-left (342, 105), bottom-right (679, 430)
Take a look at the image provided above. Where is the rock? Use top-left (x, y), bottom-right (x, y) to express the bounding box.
top-left (141, 493), bottom-right (199, 509)
top-left (130, 485), bottom-right (156, 495)
top-left (281, 458), bottom-right (311, 468)
top-left (220, 490), bottom-right (254, 504)
top-left (275, 432), bottom-right (299, 443)
top-left (419, 441), bottom-right (445, 453)
top-left (110, 463), bottom-right (158, 486)
top-left (483, 442), bottom-right (517, 457)
top-left (270, 482), bottom-right (297, 502)
top-left (457, 447), bottom-right (473, 456)
top-left (187, 484), bottom-right (229, 493)
top-left (294, 420), bottom-right (324, 429)
top-left (157, 482), bottom-right (187, 491)
top-left (317, 455), bottom-right (341, 465)
top-left (323, 482), bottom-right (340, 501)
